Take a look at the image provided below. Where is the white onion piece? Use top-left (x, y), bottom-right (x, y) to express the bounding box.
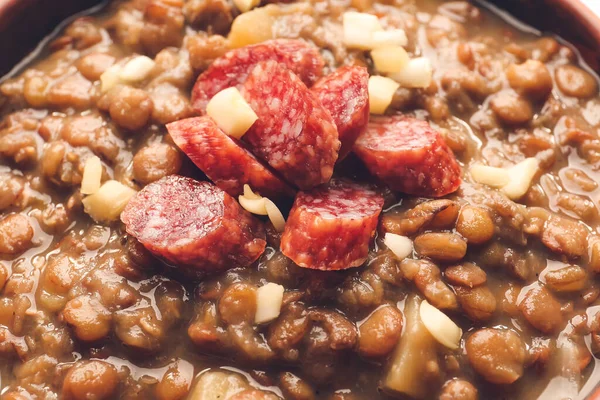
top-left (206, 87), bottom-right (258, 139)
top-left (384, 233), bottom-right (413, 261)
top-left (502, 157), bottom-right (539, 200)
top-left (81, 156), bottom-right (102, 195)
top-left (371, 46), bottom-right (410, 74)
top-left (82, 180), bottom-right (137, 222)
top-left (119, 56), bottom-right (156, 82)
top-left (342, 12), bottom-right (383, 50)
top-left (100, 64), bottom-right (122, 92)
top-left (371, 29), bottom-right (408, 48)
top-left (419, 300), bottom-right (462, 350)
top-left (238, 195), bottom-right (268, 215)
top-left (243, 184), bottom-right (262, 200)
top-left (265, 199), bottom-right (286, 232)
top-left (469, 164), bottom-right (510, 188)
top-left (388, 57), bottom-right (433, 88)
top-left (368, 75), bottom-right (399, 115)
top-left (255, 282), bottom-right (284, 324)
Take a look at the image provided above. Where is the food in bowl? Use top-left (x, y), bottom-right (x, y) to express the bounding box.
top-left (0, 0), bottom-right (599, 398)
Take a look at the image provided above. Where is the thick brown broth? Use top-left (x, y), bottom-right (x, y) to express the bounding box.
top-left (1, 0), bottom-right (600, 399)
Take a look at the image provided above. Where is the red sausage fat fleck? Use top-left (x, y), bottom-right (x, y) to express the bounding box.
top-left (167, 116), bottom-right (295, 199)
top-left (121, 175), bottom-right (266, 271)
top-left (311, 65), bottom-right (369, 160)
top-left (353, 116), bottom-right (461, 197)
top-left (191, 39), bottom-right (325, 114)
top-left (242, 60), bottom-right (340, 190)
top-left (280, 179), bottom-right (384, 271)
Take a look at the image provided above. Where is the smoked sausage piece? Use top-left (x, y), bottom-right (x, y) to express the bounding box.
top-left (121, 175), bottom-right (266, 271)
top-left (311, 65), bottom-right (369, 160)
top-left (280, 180), bottom-right (383, 271)
top-left (242, 60), bottom-right (340, 190)
top-left (354, 116), bottom-right (461, 197)
top-left (167, 116), bottom-right (294, 198)
top-left (192, 39), bottom-right (324, 113)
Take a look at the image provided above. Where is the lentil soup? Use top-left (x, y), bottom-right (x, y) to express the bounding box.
top-left (0, 0), bottom-right (599, 399)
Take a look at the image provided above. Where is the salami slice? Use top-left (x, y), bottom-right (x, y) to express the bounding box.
top-left (280, 180), bottom-right (384, 271)
top-left (167, 117), bottom-right (295, 199)
top-left (242, 60), bottom-right (340, 190)
top-left (191, 39), bottom-right (324, 114)
top-left (121, 175), bottom-right (266, 271)
top-left (353, 116), bottom-right (461, 197)
top-left (311, 65), bottom-right (369, 160)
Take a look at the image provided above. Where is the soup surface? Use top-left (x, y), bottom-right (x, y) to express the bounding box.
top-left (1, 0), bottom-right (600, 399)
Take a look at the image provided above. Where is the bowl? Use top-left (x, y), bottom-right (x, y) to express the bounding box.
top-left (0, 0), bottom-right (600, 398)
top-left (0, 0), bottom-right (599, 76)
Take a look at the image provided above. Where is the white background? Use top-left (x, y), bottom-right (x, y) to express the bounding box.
top-left (582, 0), bottom-right (600, 15)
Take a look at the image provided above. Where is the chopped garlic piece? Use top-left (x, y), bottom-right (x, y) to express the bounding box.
top-left (238, 195), bottom-right (268, 215)
top-left (81, 156), bottom-right (102, 195)
top-left (419, 300), bottom-right (462, 350)
top-left (368, 75), bottom-right (399, 115)
top-left (342, 12), bottom-right (383, 50)
top-left (371, 29), bottom-right (408, 48)
top-left (469, 164), bottom-right (510, 188)
top-left (384, 233), bottom-right (413, 260)
top-left (82, 180), bottom-right (137, 222)
top-left (389, 57), bottom-right (433, 88)
top-left (502, 158), bottom-right (539, 200)
top-left (233, 0), bottom-right (260, 13)
top-left (100, 64), bottom-right (122, 92)
top-left (255, 282), bottom-right (284, 324)
top-left (243, 184), bottom-right (262, 200)
top-left (371, 46), bottom-right (410, 73)
top-left (119, 56), bottom-right (156, 82)
top-left (470, 158), bottom-right (539, 200)
top-left (240, 187), bottom-right (286, 230)
top-left (228, 7), bottom-right (275, 48)
top-left (265, 199), bottom-right (286, 232)
top-left (207, 87), bottom-right (258, 139)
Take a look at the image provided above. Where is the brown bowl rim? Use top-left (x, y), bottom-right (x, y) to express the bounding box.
top-left (559, 0), bottom-right (600, 46)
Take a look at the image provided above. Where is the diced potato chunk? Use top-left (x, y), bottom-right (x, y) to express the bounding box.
top-left (342, 12), bottom-right (383, 50)
top-left (382, 295), bottom-right (438, 398)
top-left (371, 46), bottom-right (410, 73)
top-left (119, 56), bottom-right (156, 82)
top-left (233, 0), bottom-right (260, 13)
top-left (419, 300), bottom-right (462, 350)
top-left (371, 29), bottom-right (408, 48)
top-left (389, 57), bottom-right (433, 88)
top-left (207, 87), bottom-right (258, 139)
top-left (82, 180), bottom-right (137, 222)
top-left (81, 156), bottom-right (103, 195)
top-left (255, 282), bottom-right (284, 324)
top-left (384, 233), bottom-right (413, 261)
top-left (228, 7), bottom-right (275, 48)
top-left (188, 371), bottom-right (249, 400)
top-left (368, 76), bottom-right (399, 115)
